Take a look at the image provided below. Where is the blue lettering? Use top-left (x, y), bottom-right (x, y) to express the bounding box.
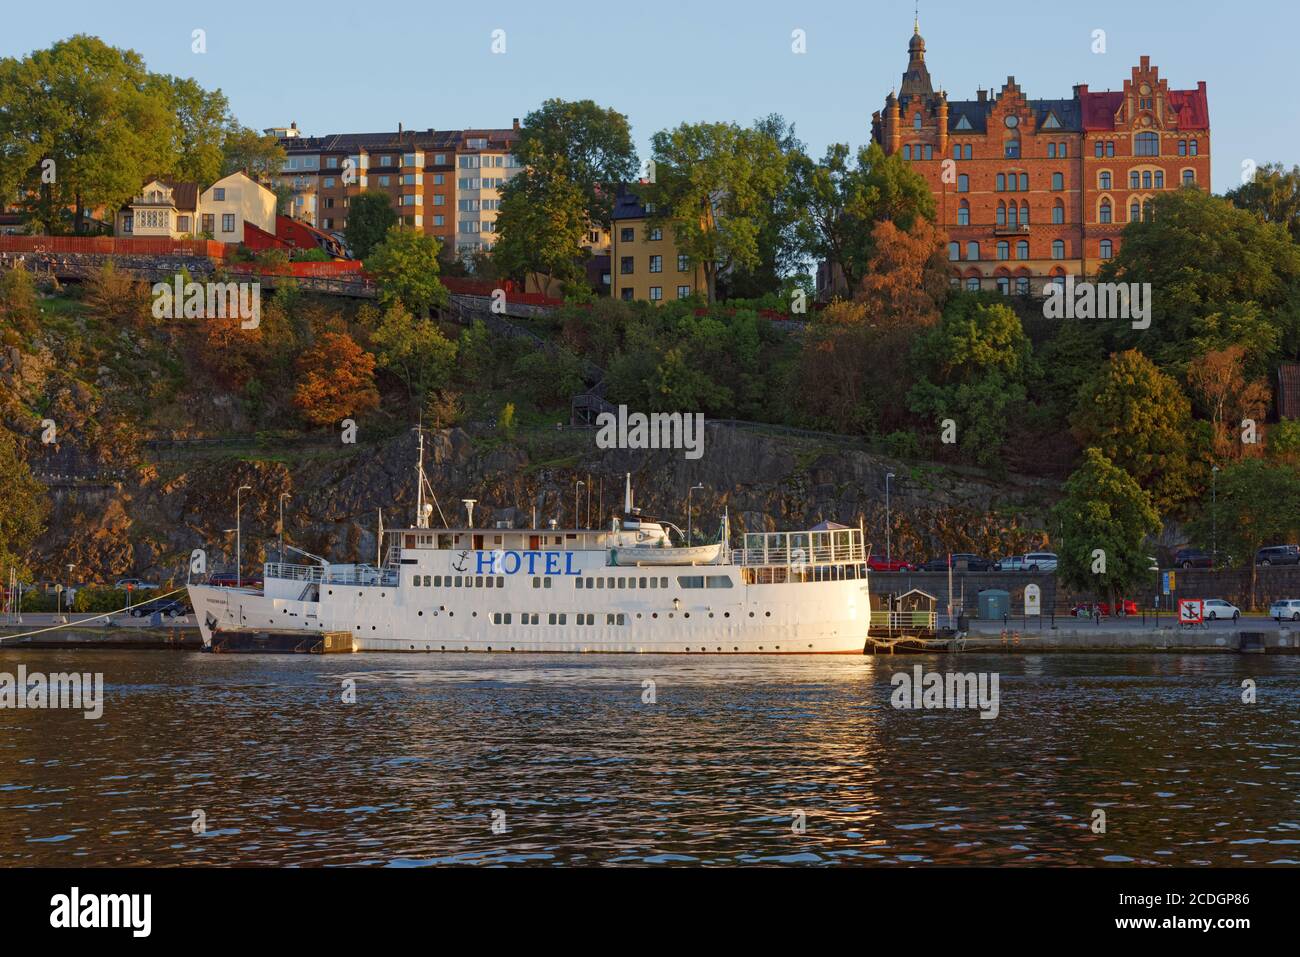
top-left (503, 551), bottom-right (521, 574)
top-left (525, 551), bottom-right (540, 575)
top-left (475, 552), bottom-right (495, 574)
top-left (564, 552), bottom-right (578, 576)
top-left (545, 552), bottom-right (561, 576)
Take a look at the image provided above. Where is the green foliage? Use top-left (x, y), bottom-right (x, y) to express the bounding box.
top-left (346, 191), bottom-right (400, 260)
top-left (158, 74), bottom-right (231, 186)
top-left (1225, 161), bottom-right (1300, 243)
top-left (907, 296), bottom-right (1034, 468)
top-left (512, 349), bottom-right (585, 407)
top-left (365, 225), bottom-right (449, 315)
top-left (1069, 349), bottom-right (1197, 515)
top-left (1052, 448), bottom-right (1161, 602)
top-left (220, 126), bottom-right (286, 182)
top-left (498, 402), bottom-right (517, 440)
top-left (0, 425), bottom-right (50, 577)
top-left (370, 301), bottom-right (458, 402)
top-left (1267, 418), bottom-right (1300, 464)
top-left (493, 172), bottom-right (589, 288)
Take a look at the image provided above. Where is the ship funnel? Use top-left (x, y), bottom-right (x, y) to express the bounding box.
top-left (624, 472), bottom-right (633, 513)
top-left (462, 498), bottom-right (477, 528)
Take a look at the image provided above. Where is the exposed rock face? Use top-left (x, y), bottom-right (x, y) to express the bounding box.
top-left (29, 423), bottom-right (1059, 582)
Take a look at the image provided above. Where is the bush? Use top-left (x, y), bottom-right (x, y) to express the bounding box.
top-left (71, 587), bottom-right (131, 613)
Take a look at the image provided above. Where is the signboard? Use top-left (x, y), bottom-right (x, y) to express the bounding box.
top-left (1161, 572), bottom-right (1170, 596)
top-left (1024, 583), bottom-right (1041, 616)
top-left (1178, 598), bottom-right (1203, 625)
top-left (1169, 570), bottom-right (1176, 592)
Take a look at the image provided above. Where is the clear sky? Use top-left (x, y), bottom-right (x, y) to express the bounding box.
top-left (3, 0), bottom-right (1295, 195)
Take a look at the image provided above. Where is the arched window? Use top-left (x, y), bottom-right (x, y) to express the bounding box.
top-left (1099, 171), bottom-right (1111, 189)
top-left (1019, 173), bottom-right (1029, 191)
top-left (1016, 240), bottom-right (1029, 259)
top-left (997, 276), bottom-right (1010, 295)
top-left (996, 203), bottom-right (1006, 226)
top-left (1130, 171), bottom-right (1140, 189)
top-left (914, 112), bottom-right (922, 130)
top-left (1020, 203), bottom-right (1030, 224)
top-left (1100, 239), bottom-right (1113, 258)
top-left (902, 145), bottom-right (911, 160)
top-left (1100, 200), bottom-right (1112, 224)
top-left (1182, 169), bottom-right (1195, 186)
top-left (1016, 276), bottom-right (1030, 294)
top-left (1130, 201), bottom-right (1141, 222)
top-left (1008, 204), bottom-right (1018, 227)
top-left (966, 241), bottom-right (980, 260)
top-left (948, 241), bottom-right (960, 261)
top-left (966, 277), bottom-right (980, 291)
top-left (1143, 200), bottom-right (1153, 220)
top-left (996, 173), bottom-right (1006, 191)
top-left (958, 200), bottom-right (970, 226)
top-left (1154, 170), bottom-right (1164, 188)
top-left (1189, 139), bottom-right (1198, 156)
top-left (996, 241), bottom-right (1010, 260)
top-left (1059, 143), bottom-right (1068, 158)
top-left (957, 174), bottom-right (969, 192)
top-left (1052, 239), bottom-right (1065, 258)
top-left (1142, 170), bottom-right (1152, 189)
top-left (1135, 132), bottom-right (1159, 156)
top-left (963, 144), bottom-right (972, 160)
top-left (1052, 200), bottom-right (1064, 224)
top-left (1052, 172), bottom-right (1064, 191)
top-left (1177, 140), bottom-right (1187, 156)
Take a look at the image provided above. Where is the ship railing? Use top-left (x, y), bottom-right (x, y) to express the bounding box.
top-left (731, 530), bottom-right (865, 568)
top-left (322, 565), bottom-right (399, 587)
top-left (870, 610), bottom-right (937, 631)
top-left (265, 562), bottom-right (324, 583)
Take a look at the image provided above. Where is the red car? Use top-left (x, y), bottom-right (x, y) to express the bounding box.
top-left (1071, 600), bottom-right (1139, 618)
top-left (867, 556), bottom-right (912, 572)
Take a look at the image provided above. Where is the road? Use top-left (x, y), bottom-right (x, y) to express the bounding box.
top-left (1, 611), bottom-right (193, 630)
top-left (967, 613), bottom-right (1293, 634)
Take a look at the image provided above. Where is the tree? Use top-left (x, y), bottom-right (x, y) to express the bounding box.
top-left (1225, 162), bottom-right (1300, 242)
top-left (82, 260), bottom-right (149, 327)
top-left (1187, 458), bottom-right (1300, 607)
top-left (158, 74), bottom-right (231, 185)
top-left (0, 424), bottom-right (49, 578)
top-left (220, 126), bottom-right (287, 183)
top-left (908, 296), bottom-right (1034, 468)
top-left (1053, 447), bottom-right (1161, 611)
top-left (723, 114), bottom-right (806, 298)
top-left (1185, 345), bottom-right (1271, 459)
top-left (642, 121), bottom-right (788, 302)
top-left (1099, 189), bottom-right (1300, 370)
top-left (1070, 349), bottom-right (1197, 514)
top-left (364, 225), bottom-right (448, 315)
top-left (0, 264), bottom-right (40, 337)
top-left (492, 172), bottom-right (589, 291)
top-left (1267, 418), bottom-right (1300, 466)
top-left (346, 191), bottom-right (399, 260)
top-left (791, 141), bottom-right (937, 294)
top-left (371, 301), bottom-right (458, 403)
top-left (857, 217), bottom-right (949, 326)
top-left (513, 98), bottom-right (638, 229)
top-left (0, 35), bottom-right (173, 233)
top-left (292, 332), bottom-right (380, 427)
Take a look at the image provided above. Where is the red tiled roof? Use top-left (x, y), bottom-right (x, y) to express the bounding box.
top-left (1080, 84), bottom-right (1208, 131)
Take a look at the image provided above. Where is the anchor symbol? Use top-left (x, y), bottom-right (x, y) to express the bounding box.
top-left (452, 550), bottom-right (469, 573)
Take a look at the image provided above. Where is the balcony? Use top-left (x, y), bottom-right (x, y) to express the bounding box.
top-left (993, 223), bottom-right (1031, 236)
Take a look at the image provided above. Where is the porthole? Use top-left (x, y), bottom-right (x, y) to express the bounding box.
top-left (418, 610), bottom-right (423, 616)
top-left (724, 612), bottom-right (730, 618)
top-left (684, 613), bottom-right (690, 619)
top-left (328, 589), bottom-right (333, 595)
top-left (409, 644), bottom-right (414, 650)
top-left (765, 612), bottom-right (771, 617)
top-left (652, 613), bottom-right (658, 619)
top-left (708, 612), bottom-right (714, 618)
top-left (749, 612), bottom-right (755, 618)
top-left (487, 646), bottom-right (493, 652)
top-left (510, 647), bottom-right (515, 652)
top-left (441, 645), bottom-right (446, 651)
top-left (734, 646), bottom-right (739, 651)
top-left (472, 611), bottom-right (477, 617)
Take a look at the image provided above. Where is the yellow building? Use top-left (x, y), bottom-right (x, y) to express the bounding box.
top-left (609, 188), bottom-right (706, 303)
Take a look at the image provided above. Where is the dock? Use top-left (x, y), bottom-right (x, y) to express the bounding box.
top-left (208, 629), bottom-right (356, 654)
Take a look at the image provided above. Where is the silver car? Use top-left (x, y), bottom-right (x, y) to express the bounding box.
top-left (1270, 599), bottom-right (1300, 622)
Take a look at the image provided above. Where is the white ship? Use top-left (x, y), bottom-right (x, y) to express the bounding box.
top-left (187, 435), bottom-right (871, 654)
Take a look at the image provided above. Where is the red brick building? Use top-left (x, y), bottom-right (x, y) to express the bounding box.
top-left (869, 24), bottom-right (1211, 294)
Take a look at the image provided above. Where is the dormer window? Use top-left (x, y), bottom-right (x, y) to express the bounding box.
top-left (913, 112), bottom-right (922, 130)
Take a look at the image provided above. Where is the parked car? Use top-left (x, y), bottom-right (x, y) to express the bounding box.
top-left (1255, 545), bottom-right (1300, 567)
top-left (867, 556), bottom-right (912, 572)
top-left (918, 553), bottom-right (992, 572)
top-left (1174, 547), bottom-right (1213, 569)
top-left (1270, 599), bottom-right (1300, 622)
top-left (128, 597), bottom-right (189, 619)
top-left (115, 578), bottom-right (159, 592)
top-left (995, 552), bottom-right (1057, 573)
top-left (1202, 599), bottom-right (1241, 621)
top-left (993, 555), bottom-right (1028, 572)
top-left (1071, 599), bottom-right (1139, 618)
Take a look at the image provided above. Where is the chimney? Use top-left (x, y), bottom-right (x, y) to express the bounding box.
top-left (512, 117), bottom-right (520, 131)
top-left (977, 89), bottom-right (987, 103)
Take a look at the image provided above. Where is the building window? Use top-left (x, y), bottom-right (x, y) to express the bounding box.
top-left (1130, 201), bottom-right (1141, 222)
top-left (677, 285), bottom-right (691, 299)
top-left (996, 173), bottom-right (1006, 191)
top-left (948, 241), bottom-right (960, 261)
top-left (952, 144), bottom-right (961, 160)
top-left (649, 255), bottom-right (662, 273)
top-left (1094, 142), bottom-right (1103, 159)
top-left (1154, 171), bottom-right (1164, 188)
top-left (177, 216), bottom-right (190, 232)
top-left (649, 286), bottom-right (662, 301)
top-left (433, 194), bottom-right (445, 206)
top-left (222, 213), bottom-right (235, 233)
top-left (902, 145), bottom-right (911, 160)
top-left (677, 254), bottom-right (689, 271)
top-left (1016, 276), bottom-right (1030, 294)
top-left (1099, 200), bottom-right (1112, 224)
top-left (1059, 143), bottom-right (1068, 158)
top-left (913, 112), bottom-right (922, 130)
top-left (621, 288), bottom-right (634, 301)
top-left (1100, 239), bottom-right (1113, 259)
top-left (1052, 172), bottom-right (1063, 191)
top-left (963, 145), bottom-right (972, 160)
top-left (996, 204), bottom-right (1006, 227)
top-left (924, 145), bottom-right (933, 160)
top-left (1052, 201), bottom-right (1064, 225)
top-left (957, 174), bottom-right (969, 192)
top-left (997, 276), bottom-right (1010, 295)
top-left (1189, 139), bottom-right (1198, 156)
top-left (1143, 171), bottom-right (1153, 189)
top-left (1021, 203), bottom-right (1029, 224)
top-left (122, 214), bottom-right (133, 233)
top-left (620, 256), bottom-right (633, 274)
top-left (1106, 142), bottom-right (1115, 157)
top-left (433, 215), bottom-right (444, 226)
top-left (620, 228), bottom-right (634, 242)
top-left (1004, 136), bottom-right (1020, 159)
top-left (1052, 239), bottom-right (1065, 258)
top-left (966, 241), bottom-right (980, 260)
top-left (996, 241), bottom-right (1009, 260)
top-left (1183, 169), bottom-right (1196, 186)
top-left (1047, 144), bottom-right (1056, 159)
top-left (1178, 140), bottom-right (1187, 156)
top-left (1135, 132), bottom-right (1159, 156)
top-left (1016, 240), bottom-right (1028, 259)
top-left (1099, 171), bottom-right (1111, 189)
top-left (966, 277), bottom-right (980, 291)
top-left (648, 227), bottom-right (662, 241)
top-left (201, 214), bottom-right (214, 234)
top-left (214, 188), bottom-right (225, 201)
top-left (1019, 173), bottom-right (1029, 191)
top-left (957, 200), bottom-right (970, 226)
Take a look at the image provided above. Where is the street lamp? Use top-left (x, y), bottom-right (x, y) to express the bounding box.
top-left (575, 481), bottom-right (584, 529)
top-left (885, 472), bottom-right (896, 565)
top-left (65, 564), bottom-right (74, 618)
top-left (278, 492), bottom-right (292, 562)
top-left (686, 484), bottom-right (704, 545)
top-left (1211, 465), bottom-right (1220, 567)
top-left (236, 485), bottom-right (252, 588)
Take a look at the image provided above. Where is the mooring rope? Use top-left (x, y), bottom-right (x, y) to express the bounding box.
top-left (0, 585), bottom-right (191, 644)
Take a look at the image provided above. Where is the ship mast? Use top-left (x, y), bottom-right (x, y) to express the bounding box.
top-left (414, 427), bottom-right (426, 528)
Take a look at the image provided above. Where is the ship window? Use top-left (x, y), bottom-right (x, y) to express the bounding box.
top-left (576, 578), bottom-right (585, 589)
top-left (649, 578), bottom-right (658, 589)
top-left (618, 577), bottom-right (626, 588)
top-left (639, 577), bottom-right (647, 588)
top-left (533, 577), bottom-right (541, 588)
top-left (596, 578), bottom-right (605, 589)
top-left (678, 575), bottom-right (705, 588)
top-left (544, 578), bottom-right (552, 589)
top-left (606, 578), bottom-right (615, 588)
top-left (558, 614), bottom-right (566, 625)
top-left (585, 577), bottom-right (594, 588)
top-left (412, 576), bottom-right (420, 587)
top-left (705, 576), bottom-right (733, 588)
top-left (473, 576), bottom-right (481, 587)
top-left (660, 577), bottom-right (669, 588)
top-left (549, 613), bottom-right (557, 624)
top-left (423, 575), bottom-right (431, 586)
top-left (454, 576), bottom-right (462, 586)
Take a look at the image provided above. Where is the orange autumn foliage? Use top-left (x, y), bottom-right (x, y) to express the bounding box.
top-left (292, 332), bottom-right (380, 427)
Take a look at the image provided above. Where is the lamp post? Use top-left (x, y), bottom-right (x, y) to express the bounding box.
top-left (236, 485), bottom-right (251, 588)
top-left (885, 472), bottom-right (895, 565)
top-left (687, 484), bottom-right (704, 545)
top-left (575, 481), bottom-right (584, 529)
top-left (1211, 465), bottom-right (1219, 567)
top-left (278, 492), bottom-right (291, 562)
top-left (66, 564), bottom-right (74, 618)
